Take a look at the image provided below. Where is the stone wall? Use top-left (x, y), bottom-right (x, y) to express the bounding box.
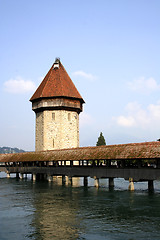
top-left (35, 112), bottom-right (44, 151)
top-left (35, 110), bottom-right (79, 151)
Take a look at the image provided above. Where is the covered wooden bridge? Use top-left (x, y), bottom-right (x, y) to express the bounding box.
top-left (1, 141), bottom-right (160, 191)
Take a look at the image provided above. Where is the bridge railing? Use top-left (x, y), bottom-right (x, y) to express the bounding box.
top-left (1, 158), bottom-right (160, 169)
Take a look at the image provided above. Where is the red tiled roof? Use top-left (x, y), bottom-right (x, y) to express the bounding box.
top-left (30, 60), bottom-right (84, 102)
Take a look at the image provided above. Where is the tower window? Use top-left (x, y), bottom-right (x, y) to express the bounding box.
top-left (52, 113), bottom-right (55, 120)
top-left (53, 139), bottom-right (54, 148)
top-left (68, 113), bottom-right (71, 121)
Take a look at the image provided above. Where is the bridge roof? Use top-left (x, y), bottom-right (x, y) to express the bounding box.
top-left (0, 142), bottom-right (160, 163)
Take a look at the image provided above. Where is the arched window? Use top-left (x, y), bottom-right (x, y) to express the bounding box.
top-left (52, 112), bottom-right (55, 120)
top-left (68, 113), bottom-right (71, 121)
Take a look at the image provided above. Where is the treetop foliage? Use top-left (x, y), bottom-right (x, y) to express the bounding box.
top-left (96, 132), bottom-right (106, 146)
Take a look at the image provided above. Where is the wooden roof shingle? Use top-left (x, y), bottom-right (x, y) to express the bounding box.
top-left (0, 142), bottom-right (160, 163)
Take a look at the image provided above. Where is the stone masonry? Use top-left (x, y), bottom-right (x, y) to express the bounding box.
top-left (35, 110), bottom-right (79, 151)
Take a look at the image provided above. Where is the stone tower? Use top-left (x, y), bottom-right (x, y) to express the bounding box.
top-left (30, 58), bottom-right (85, 151)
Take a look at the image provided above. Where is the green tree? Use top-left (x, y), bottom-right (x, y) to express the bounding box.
top-left (96, 132), bottom-right (106, 146)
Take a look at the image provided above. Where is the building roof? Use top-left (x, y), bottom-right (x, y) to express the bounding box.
top-left (30, 59), bottom-right (85, 103)
top-left (0, 142), bottom-right (160, 163)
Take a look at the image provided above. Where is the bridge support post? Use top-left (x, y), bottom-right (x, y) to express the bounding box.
top-left (7, 172), bottom-right (10, 178)
top-left (62, 175), bottom-right (66, 186)
top-left (109, 178), bottom-right (114, 189)
top-left (32, 174), bottom-right (36, 181)
top-left (148, 180), bottom-right (154, 192)
top-left (62, 175), bottom-right (66, 185)
top-left (19, 173), bottom-right (24, 179)
top-left (128, 178), bottom-right (134, 191)
top-left (94, 177), bottom-right (99, 188)
top-left (83, 177), bottom-right (88, 186)
top-left (66, 176), bottom-right (72, 185)
top-left (16, 173), bottom-right (19, 179)
top-left (47, 175), bottom-right (52, 182)
top-left (24, 174), bottom-right (27, 179)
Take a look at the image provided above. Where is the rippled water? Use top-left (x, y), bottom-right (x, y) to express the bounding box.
top-left (0, 173), bottom-right (160, 240)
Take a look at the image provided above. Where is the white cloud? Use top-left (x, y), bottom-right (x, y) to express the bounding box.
top-left (148, 102), bottom-right (160, 119)
top-left (116, 115), bottom-right (136, 127)
top-left (125, 102), bottom-right (141, 113)
top-left (128, 77), bottom-right (160, 94)
top-left (114, 101), bottom-right (160, 128)
top-left (72, 70), bottom-right (97, 81)
top-left (4, 76), bottom-right (36, 94)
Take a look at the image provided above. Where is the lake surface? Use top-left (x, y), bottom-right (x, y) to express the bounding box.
top-left (0, 173), bottom-right (160, 240)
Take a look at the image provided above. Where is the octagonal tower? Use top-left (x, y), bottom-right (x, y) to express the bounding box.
top-left (30, 58), bottom-right (85, 151)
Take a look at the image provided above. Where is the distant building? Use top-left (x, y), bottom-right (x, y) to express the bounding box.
top-left (30, 58), bottom-right (85, 151)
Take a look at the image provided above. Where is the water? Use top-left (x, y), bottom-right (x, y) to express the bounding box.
top-left (1, 173), bottom-right (160, 240)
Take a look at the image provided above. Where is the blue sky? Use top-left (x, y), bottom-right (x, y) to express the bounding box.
top-left (1, 0), bottom-right (160, 151)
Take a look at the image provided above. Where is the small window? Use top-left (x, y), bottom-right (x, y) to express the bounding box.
top-left (68, 113), bottom-right (71, 121)
top-left (53, 139), bottom-right (54, 148)
top-left (52, 112), bottom-right (55, 120)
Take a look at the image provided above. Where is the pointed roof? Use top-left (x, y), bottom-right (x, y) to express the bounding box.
top-left (30, 59), bottom-right (84, 103)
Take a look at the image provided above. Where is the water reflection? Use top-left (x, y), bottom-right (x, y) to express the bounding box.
top-left (30, 182), bottom-right (81, 240)
top-left (30, 180), bottom-right (160, 240)
top-left (1, 176), bottom-right (160, 240)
